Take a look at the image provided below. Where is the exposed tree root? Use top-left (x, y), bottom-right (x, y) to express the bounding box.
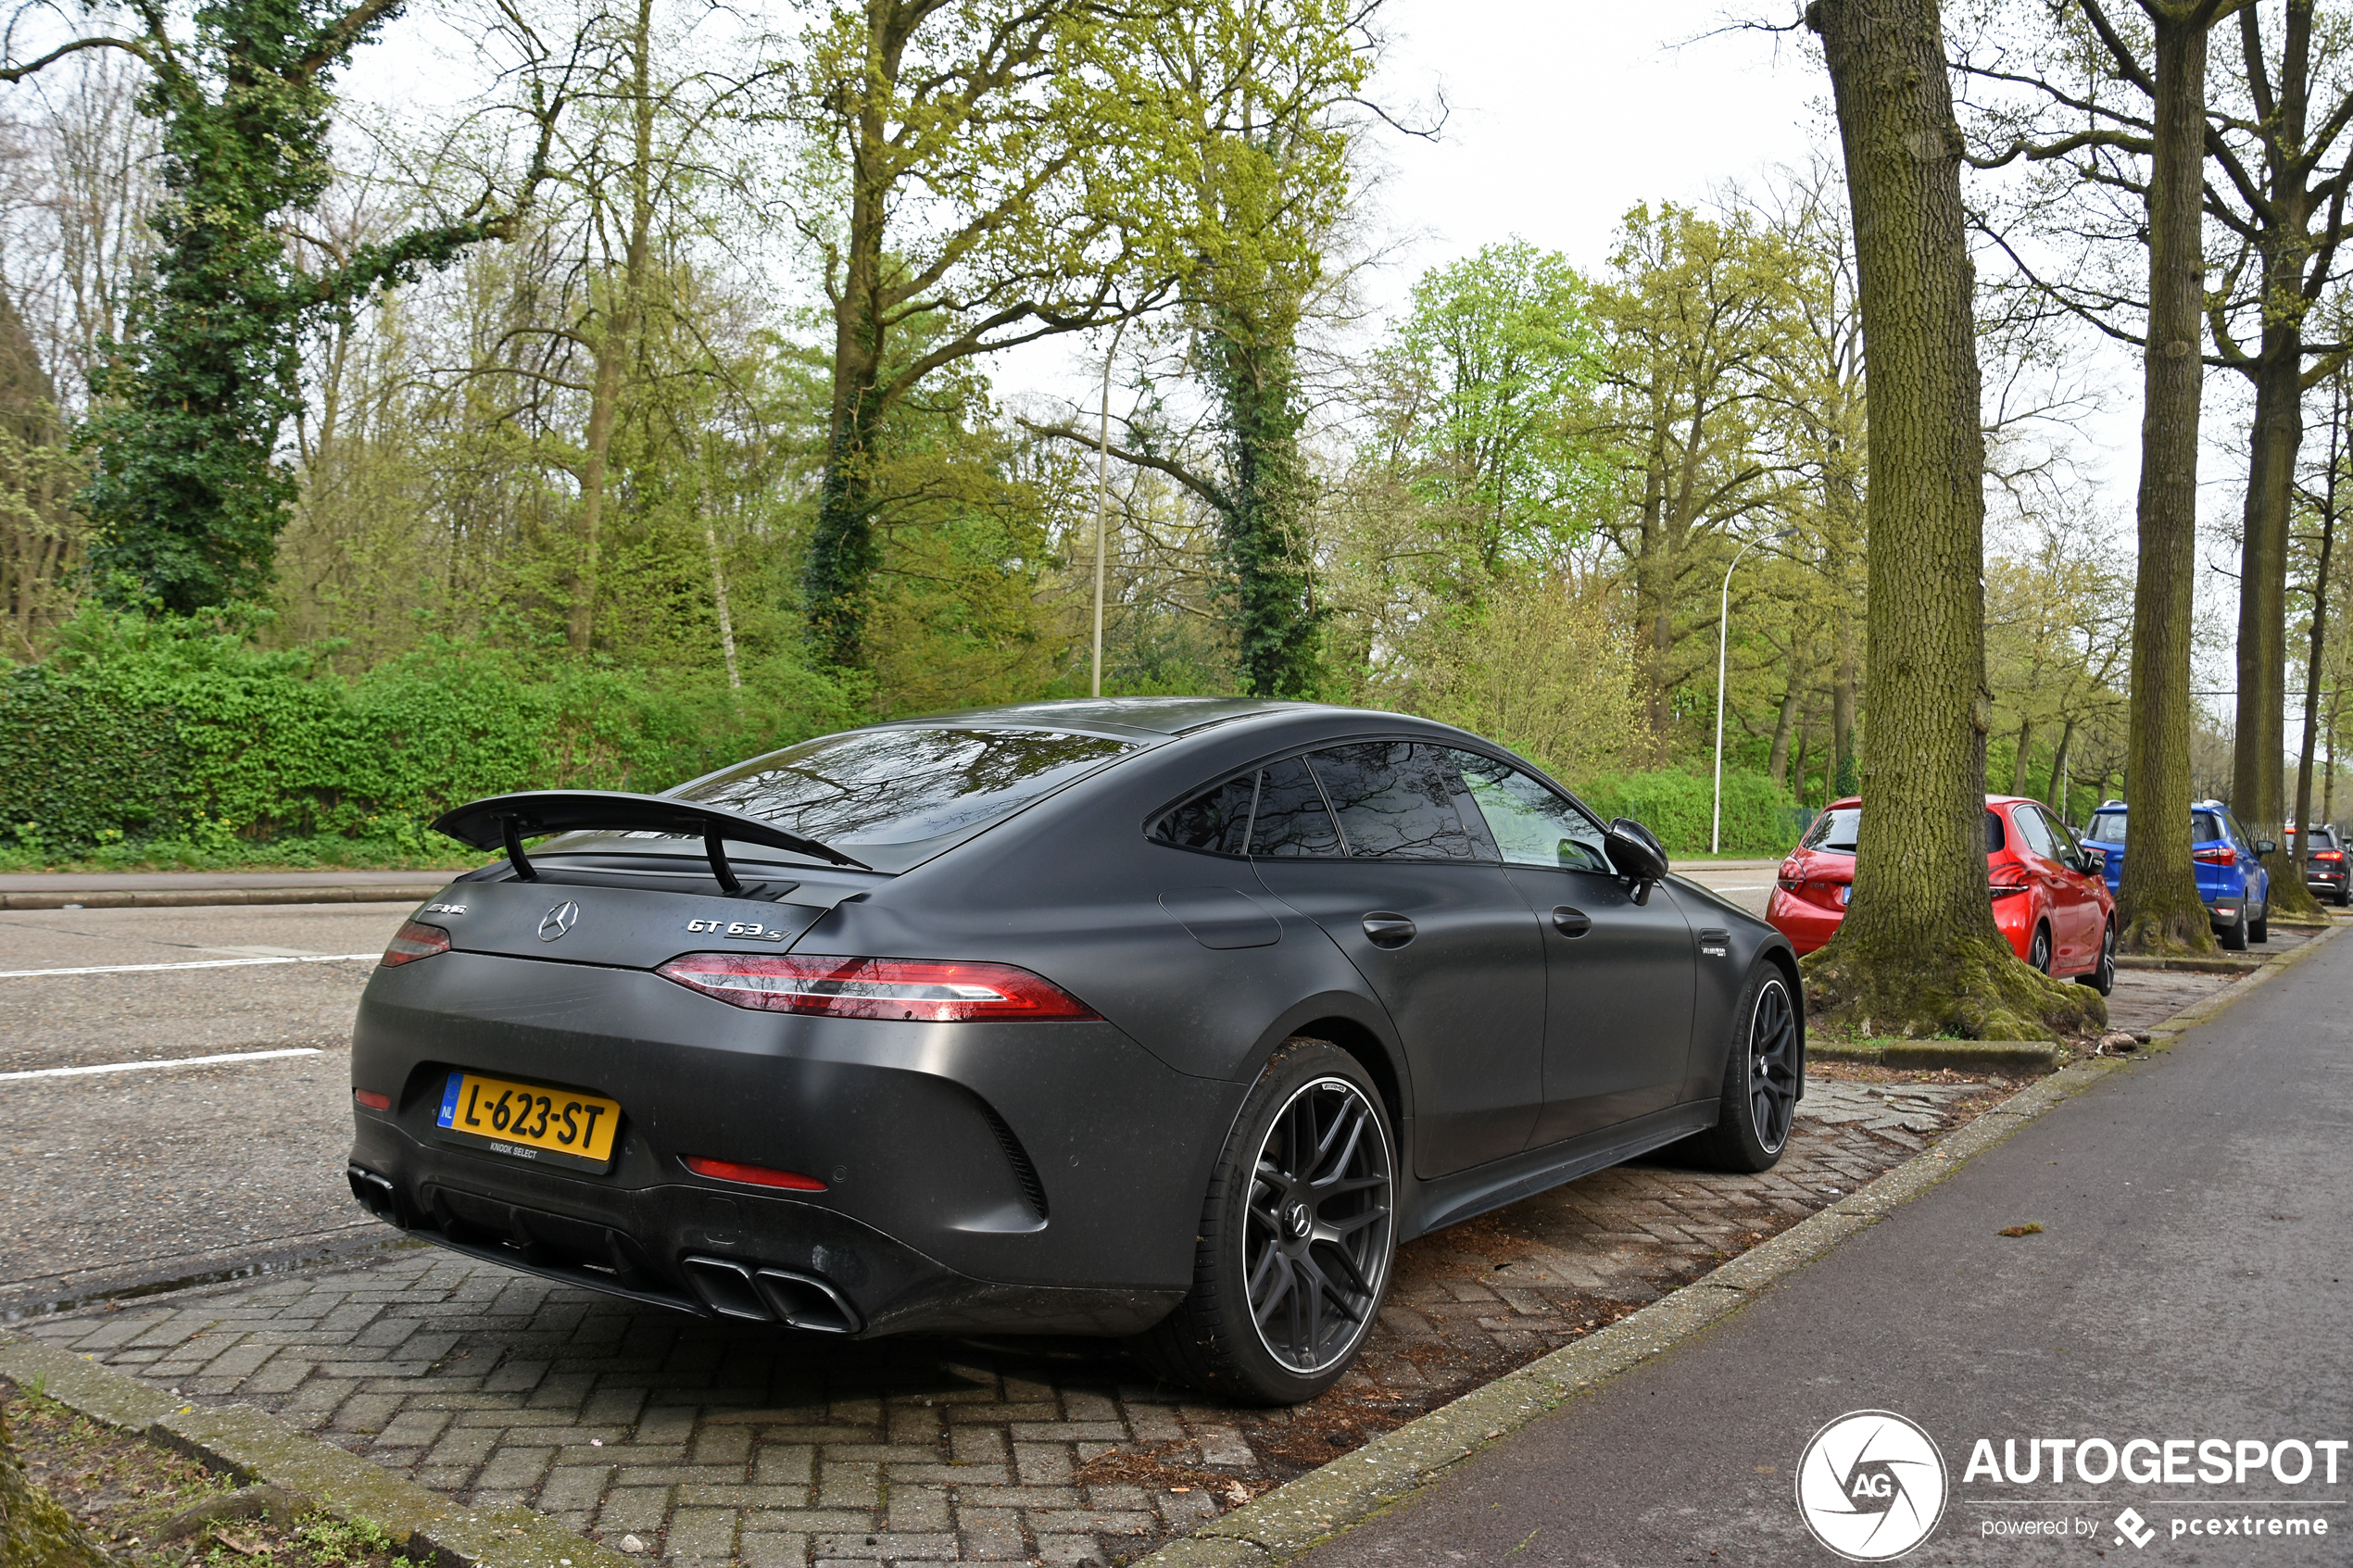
top-left (1801, 934), bottom-right (2107, 1041)
top-left (2119, 904), bottom-right (2217, 958)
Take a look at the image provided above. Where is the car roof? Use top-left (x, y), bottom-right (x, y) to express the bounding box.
top-left (881, 696), bottom-right (1350, 738)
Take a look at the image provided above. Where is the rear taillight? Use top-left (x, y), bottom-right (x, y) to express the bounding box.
top-left (381, 921), bottom-right (450, 966)
top-left (656, 954), bottom-right (1100, 1022)
top-left (1776, 861), bottom-right (1803, 892)
top-left (2194, 845), bottom-right (2237, 866)
top-left (2316, 850), bottom-right (2345, 862)
top-left (683, 1155), bottom-right (828, 1191)
top-left (1989, 875), bottom-right (2032, 897)
top-left (352, 1089), bottom-right (392, 1110)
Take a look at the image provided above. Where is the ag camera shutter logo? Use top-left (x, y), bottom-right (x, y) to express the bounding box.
top-left (1796, 1411), bottom-right (1949, 1561)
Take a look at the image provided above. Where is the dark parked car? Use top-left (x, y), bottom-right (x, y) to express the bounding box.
top-left (2287, 823), bottom-right (2350, 908)
top-left (346, 698), bottom-right (1800, 1402)
top-left (2078, 799), bottom-right (2274, 949)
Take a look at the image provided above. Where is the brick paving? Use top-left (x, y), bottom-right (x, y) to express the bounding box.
top-left (17, 1076), bottom-right (2003, 1568)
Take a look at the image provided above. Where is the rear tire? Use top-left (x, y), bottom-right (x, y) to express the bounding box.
top-left (1130, 1039), bottom-right (1396, 1404)
top-left (2076, 918), bottom-right (2116, 997)
top-left (2219, 903), bottom-right (2249, 950)
top-left (2337, 883), bottom-right (2349, 909)
top-left (1668, 961), bottom-right (1799, 1173)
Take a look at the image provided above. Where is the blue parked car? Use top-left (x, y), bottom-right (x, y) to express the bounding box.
top-left (2078, 799), bottom-right (2273, 949)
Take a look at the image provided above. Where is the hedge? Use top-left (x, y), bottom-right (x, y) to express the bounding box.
top-left (1575, 767), bottom-right (1802, 858)
top-left (1, 613), bottom-right (866, 854)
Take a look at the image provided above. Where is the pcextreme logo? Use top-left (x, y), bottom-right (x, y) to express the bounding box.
top-left (1796, 1411), bottom-right (1951, 1562)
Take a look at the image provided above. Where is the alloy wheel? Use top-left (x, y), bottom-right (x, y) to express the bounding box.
top-left (1747, 978), bottom-right (1800, 1154)
top-left (1244, 1076), bottom-right (1393, 1374)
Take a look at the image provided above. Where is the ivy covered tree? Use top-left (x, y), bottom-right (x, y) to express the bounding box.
top-left (2, 0), bottom-right (557, 612)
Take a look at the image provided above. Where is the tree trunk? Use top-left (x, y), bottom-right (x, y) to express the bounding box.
top-left (1802, 0), bottom-right (2100, 1037)
top-left (2293, 374), bottom-right (2340, 865)
top-left (1206, 299), bottom-right (1320, 698)
top-left (1767, 670), bottom-right (1804, 787)
top-left (2236, 349), bottom-right (2317, 909)
top-left (2048, 714), bottom-right (2077, 814)
top-left (2116, 6), bottom-right (2222, 953)
top-left (2009, 717), bottom-right (2034, 797)
top-left (566, 0), bottom-right (657, 656)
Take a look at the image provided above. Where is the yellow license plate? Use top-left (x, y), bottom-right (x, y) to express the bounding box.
top-left (436, 1072), bottom-right (621, 1172)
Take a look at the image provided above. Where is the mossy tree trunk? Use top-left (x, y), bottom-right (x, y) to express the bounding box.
top-left (2118, 5), bottom-right (2229, 954)
top-left (1, 1410), bottom-right (110, 1568)
top-left (1801, 0), bottom-right (2104, 1039)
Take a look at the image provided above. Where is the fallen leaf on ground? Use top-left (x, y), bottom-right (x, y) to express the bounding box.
top-left (1996, 1223), bottom-right (2045, 1237)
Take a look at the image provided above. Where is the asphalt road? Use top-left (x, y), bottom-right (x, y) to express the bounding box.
top-left (0, 901), bottom-right (420, 1315)
top-left (1299, 935), bottom-right (2353, 1564)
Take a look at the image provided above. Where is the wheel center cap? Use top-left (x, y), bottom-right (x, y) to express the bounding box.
top-left (1285, 1201), bottom-right (1312, 1239)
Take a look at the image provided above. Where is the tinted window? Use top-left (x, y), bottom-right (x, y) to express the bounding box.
top-left (1805, 808), bottom-right (1860, 852)
top-left (2012, 804), bottom-right (2057, 860)
top-left (2193, 810), bottom-right (2225, 844)
top-left (1449, 750), bottom-right (1612, 872)
top-left (2087, 810), bottom-right (2127, 845)
top-left (1250, 757), bottom-right (1343, 858)
top-left (1805, 806), bottom-right (2003, 852)
top-left (1151, 773), bottom-right (1256, 855)
top-left (675, 727), bottom-right (1136, 847)
top-left (1307, 742), bottom-right (1479, 860)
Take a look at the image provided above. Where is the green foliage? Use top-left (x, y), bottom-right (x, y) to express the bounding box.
top-left (1575, 767), bottom-right (1801, 858)
top-left (75, 0), bottom-right (535, 614)
top-left (1, 610), bottom-right (865, 852)
top-left (1368, 240), bottom-right (1604, 579)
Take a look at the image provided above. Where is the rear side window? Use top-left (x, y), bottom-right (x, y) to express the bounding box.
top-left (2088, 811), bottom-right (2126, 844)
top-left (1804, 808), bottom-right (1860, 852)
top-left (2193, 810), bottom-right (2225, 844)
top-left (1150, 774), bottom-right (1257, 856)
top-left (1307, 742), bottom-right (1479, 861)
top-left (1251, 757), bottom-right (1344, 858)
top-left (676, 726), bottom-right (1137, 847)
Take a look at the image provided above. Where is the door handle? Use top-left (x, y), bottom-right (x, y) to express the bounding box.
top-left (1551, 906), bottom-right (1592, 938)
top-left (1361, 912), bottom-right (1417, 948)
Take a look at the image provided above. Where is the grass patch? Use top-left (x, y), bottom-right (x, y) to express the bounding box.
top-left (2, 1381), bottom-right (427, 1568)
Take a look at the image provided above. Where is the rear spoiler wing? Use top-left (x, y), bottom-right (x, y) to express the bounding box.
top-left (432, 790), bottom-right (869, 892)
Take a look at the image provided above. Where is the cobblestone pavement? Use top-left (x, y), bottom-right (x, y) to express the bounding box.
top-left (16, 1076), bottom-right (2006, 1568)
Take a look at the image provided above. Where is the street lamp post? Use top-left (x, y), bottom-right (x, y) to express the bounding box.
top-left (1713, 531), bottom-right (1793, 855)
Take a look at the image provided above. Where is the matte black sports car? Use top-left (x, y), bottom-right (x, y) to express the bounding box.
top-left (347, 697), bottom-right (1801, 1402)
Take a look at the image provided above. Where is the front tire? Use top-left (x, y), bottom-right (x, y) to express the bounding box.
top-left (2249, 901), bottom-right (2269, 944)
top-left (2029, 922), bottom-right (2054, 974)
top-left (1132, 1039), bottom-right (1396, 1404)
top-left (2076, 917), bottom-right (2116, 996)
top-left (1670, 961), bottom-right (1799, 1173)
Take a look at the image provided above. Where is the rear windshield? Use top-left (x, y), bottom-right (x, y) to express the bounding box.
top-left (673, 726), bottom-right (1138, 856)
top-left (1801, 806), bottom-right (2004, 853)
top-left (2087, 811), bottom-right (2126, 844)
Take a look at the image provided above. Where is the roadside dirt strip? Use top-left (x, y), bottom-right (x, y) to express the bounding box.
top-left (3, 923), bottom-right (2333, 1568)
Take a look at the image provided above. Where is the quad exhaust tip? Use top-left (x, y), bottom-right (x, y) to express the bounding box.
top-left (682, 1255), bottom-right (862, 1334)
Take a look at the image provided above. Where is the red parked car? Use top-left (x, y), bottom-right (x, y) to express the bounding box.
top-left (1768, 795), bottom-right (2116, 993)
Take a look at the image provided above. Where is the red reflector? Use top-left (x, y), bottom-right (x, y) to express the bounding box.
top-left (381, 921), bottom-right (451, 966)
top-left (683, 1155), bottom-right (827, 1191)
top-left (352, 1089), bottom-right (393, 1110)
top-left (2193, 846), bottom-right (2236, 866)
top-left (656, 954), bottom-right (1100, 1022)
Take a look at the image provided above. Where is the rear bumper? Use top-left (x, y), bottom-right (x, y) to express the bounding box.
top-left (346, 951), bottom-right (1235, 1336)
top-left (1765, 889), bottom-right (1843, 956)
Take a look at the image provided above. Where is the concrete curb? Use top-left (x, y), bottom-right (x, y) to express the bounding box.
top-left (0, 1335), bottom-right (630, 1568)
top-left (0, 886), bottom-right (443, 910)
top-left (1808, 1039), bottom-right (2058, 1074)
top-left (2114, 953), bottom-right (2262, 974)
top-left (1130, 922), bottom-right (2346, 1568)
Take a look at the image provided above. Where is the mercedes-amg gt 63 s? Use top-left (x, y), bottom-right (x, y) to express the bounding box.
top-left (347, 697), bottom-right (1801, 1403)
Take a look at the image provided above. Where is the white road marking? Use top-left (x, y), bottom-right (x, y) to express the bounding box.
top-left (1, 1047), bottom-right (325, 1082)
top-left (0, 953), bottom-right (378, 980)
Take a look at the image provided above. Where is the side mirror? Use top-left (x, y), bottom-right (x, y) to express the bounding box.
top-left (1604, 817), bottom-right (1669, 904)
top-left (2257, 839), bottom-right (2280, 857)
